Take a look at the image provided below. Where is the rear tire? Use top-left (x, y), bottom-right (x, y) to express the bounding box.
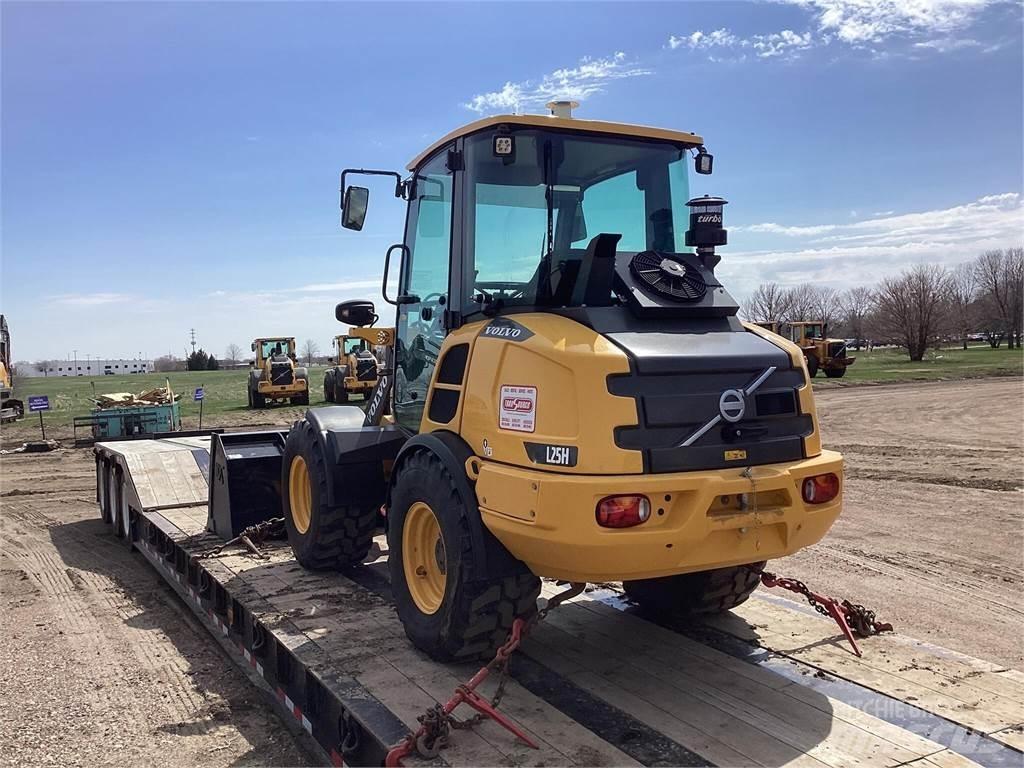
top-left (825, 367), bottom-right (846, 378)
top-left (252, 389), bottom-right (266, 408)
top-left (338, 389), bottom-right (349, 404)
top-left (388, 450), bottom-right (541, 662)
top-left (624, 561), bottom-right (766, 616)
top-left (281, 419), bottom-right (377, 569)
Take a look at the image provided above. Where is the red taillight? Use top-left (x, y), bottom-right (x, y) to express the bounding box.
top-left (802, 473), bottom-right (840, 505)
top-left (596, 495), bottom-right (651, 528)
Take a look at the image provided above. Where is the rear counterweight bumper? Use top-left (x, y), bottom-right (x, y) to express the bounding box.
top-left (476, 450), bottom-right (843, 582)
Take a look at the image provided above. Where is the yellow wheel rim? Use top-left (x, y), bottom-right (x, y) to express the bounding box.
top-left (289, 455), bottom-right (312, 534)
top-left (403, 502), bottom-right (446, 615)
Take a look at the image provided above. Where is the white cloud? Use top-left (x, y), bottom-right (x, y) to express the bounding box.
top-left (670, 27), bottom-right (815, 60)
top-left (724, 191), bottom-right (1024, 296)
top-left (780, 0), bottom-right (994, 45)
top-left (49, 292), bottom-right (132, 306)
top-left (463, 52), bottom-right (652, 114)
top-left (671, 1), bottom-right (1003, 61)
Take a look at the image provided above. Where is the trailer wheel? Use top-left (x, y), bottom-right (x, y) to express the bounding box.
top-left (624, 561), bottom-right (766, 616)
top-left (111, 467), bottom-right (126, 539)
top-left (282, 420), bottom-right (377, 569)
top-left (825, 367), bottom-right (846, 378)
top-left (97, 458), bottom-right (112, 523)
top-left (388, 450), bottom-right (541, 662)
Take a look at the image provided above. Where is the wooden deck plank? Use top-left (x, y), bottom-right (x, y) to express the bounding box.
top-left (724, 599), bottom-right (1020, 733)
top-left (527, 627), bottom-right (821, 767)
top-left (542, 606), bottom-right (926, 768)
top-left (565, 601), bottom-right (957, 761)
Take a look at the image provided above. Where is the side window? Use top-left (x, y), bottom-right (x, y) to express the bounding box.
top-left (577, 171), bottom-right (646, 251)
top-left (395, 150), bottom-right (453, 433)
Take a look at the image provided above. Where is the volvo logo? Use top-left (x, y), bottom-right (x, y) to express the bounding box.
top-left (719, 389), bottom-right (746, 423)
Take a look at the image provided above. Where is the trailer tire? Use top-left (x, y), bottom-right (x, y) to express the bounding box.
top-left (825, 367), bottom-right (846, 378)
top-left (624, 561), bottom-right (766, 616)
top-left (111, 467), bottom-right (126, 539)
top-left (388, 449), bottom-right (541, 662)
top-left (98, 458), bottom-right (112, 523)
top-left (282, 420), bottom-right (377, 569)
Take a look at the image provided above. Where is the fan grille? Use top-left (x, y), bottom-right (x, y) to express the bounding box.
top-left (629, 252), bottom-right (707, 302)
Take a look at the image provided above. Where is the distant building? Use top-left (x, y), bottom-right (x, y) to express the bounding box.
top-left (25, 358), bottom-right (155, 377)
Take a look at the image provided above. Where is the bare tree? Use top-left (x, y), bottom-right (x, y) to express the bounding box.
top-left (947, 263), bottom-right (978, 350)
top-left (784, 284), bottom-right (818, 323)
top-left (301, 339), bottom-right (320, 367)
top-left (811, 286), bottom-right (842, 330)
top-left (34, 360), bottom-right (51, 377)
top-left (975, 248), bottom-right (1024, 349)
top-left (744, 282), bottom-right (792, 324)
top-left (874, 264), bottom-right (950, 361)
top-left (839, 286), bottom-right (874, 350)
top-left (225, 343), bottom-right (242, 367)
top-left (154, 354), bottom-right (182, 372)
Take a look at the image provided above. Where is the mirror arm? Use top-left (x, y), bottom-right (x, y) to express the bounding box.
top-left (340, 168), bottom-right (405, 205)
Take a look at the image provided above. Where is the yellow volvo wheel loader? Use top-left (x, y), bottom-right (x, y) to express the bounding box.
top-left (247, 337), bottom-right (310, 408)
top-left (323, 333), bottom-right (382, 403)
top-left (212, 105), bottom-right (845, 663)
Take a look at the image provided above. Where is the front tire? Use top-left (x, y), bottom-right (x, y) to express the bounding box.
top-left (825, 366), bottom-right (846, 378)
top-left (324, 371), bottom-right (336, 403)
top-left (281, 420), bottom-right (377, 569)
top-left (388, 450), bottom-right (541, 662)
top-left (624, 561), bottom-right (766, 616)
top-left (805, 355), bottom-right (819, 378)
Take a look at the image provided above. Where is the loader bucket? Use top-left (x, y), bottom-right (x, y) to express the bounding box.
top-left (207, 430), bottom-right (288, 539)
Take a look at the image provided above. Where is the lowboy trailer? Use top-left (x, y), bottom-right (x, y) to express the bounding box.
top-left (94, 434), bottom-right (1024, 768)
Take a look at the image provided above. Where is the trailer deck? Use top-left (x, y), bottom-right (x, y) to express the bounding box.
top-left (93, 435), bottom-right (1024, 767)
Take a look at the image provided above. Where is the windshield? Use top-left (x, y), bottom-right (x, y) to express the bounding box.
top-left (260, 340), bottom-right (292, 358)
top-left (342, 337), bottom-right (366, 355)
top-left (462, 129), bottom-right (691, 312)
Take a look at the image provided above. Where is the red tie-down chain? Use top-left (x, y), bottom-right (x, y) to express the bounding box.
top-left (760, 571), bottom-right (894, 657)
top-left (385, 583), bottom-right (586, 767)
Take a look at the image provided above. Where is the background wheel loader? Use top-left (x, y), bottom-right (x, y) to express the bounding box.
top-left (247, 337), bottom-right (309, 408)
top-left (0, 314), bottom-right (25, 422)
top-left (213, 104), bottom-right (846, 663)
top-left (756, 321), bottom-right (856, 378)
top-left (323, 333), bottom-right (381, 403)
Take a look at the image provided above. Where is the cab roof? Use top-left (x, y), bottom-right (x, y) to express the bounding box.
top-left (254, 337), bottom-right (295, 342)
top-left (407, 114), bottom-right (704, 171)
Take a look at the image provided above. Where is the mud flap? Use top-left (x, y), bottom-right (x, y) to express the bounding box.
top-left (207, 430), bottom-right (288, 538)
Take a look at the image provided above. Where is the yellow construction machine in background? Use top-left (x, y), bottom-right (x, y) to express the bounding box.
top-left (247, 337), bottom-right (309, 408)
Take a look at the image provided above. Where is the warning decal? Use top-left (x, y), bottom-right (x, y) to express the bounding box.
top-left (499, 385), bottom-right (537, 433)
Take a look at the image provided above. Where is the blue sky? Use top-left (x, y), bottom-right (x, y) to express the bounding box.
top-left (2, 0), bottom-right (1022, 362)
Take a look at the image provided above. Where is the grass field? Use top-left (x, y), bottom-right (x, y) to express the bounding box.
top-left (9, 367), bottom-right (333, 429)
top-left (826, 343), bottom-right (1023, 384)
top-left (9, 344), bottom-right (1021, 430)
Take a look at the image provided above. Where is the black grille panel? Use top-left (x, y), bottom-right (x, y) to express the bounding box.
top-left (610, 367), bottom-right (811, 472)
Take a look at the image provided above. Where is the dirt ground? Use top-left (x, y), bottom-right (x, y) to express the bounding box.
top-left (1, 378), bottom-right (1021, 766)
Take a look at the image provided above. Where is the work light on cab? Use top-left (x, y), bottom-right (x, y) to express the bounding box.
top-left (596, 495), bottom-right (651, 528)
top-left (801, 473), bottom-right (840, 505)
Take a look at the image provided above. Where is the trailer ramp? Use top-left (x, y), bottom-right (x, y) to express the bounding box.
top-left (94, 437), bottom-right (1024, 768)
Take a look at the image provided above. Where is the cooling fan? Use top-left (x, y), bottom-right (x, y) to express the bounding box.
top-left (629, 251), bottom-right (707, 302)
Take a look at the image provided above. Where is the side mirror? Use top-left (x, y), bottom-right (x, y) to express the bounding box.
top-left (694, 148), bottom-right (713, 175)
top-left (336, 300), bottom-right (377, 327)
top-left (250, 342), bottom-right (255, 352)
top-left (342, 186), bottom-right (370, 231)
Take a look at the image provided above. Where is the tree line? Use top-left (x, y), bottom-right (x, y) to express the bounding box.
top-left (744, 247), bottom-right (1023, 361)
top-left (154, 339), bottom-right (325, 372)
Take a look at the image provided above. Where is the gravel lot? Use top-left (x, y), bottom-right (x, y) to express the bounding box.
top-left (1, 377), bottom-right (1021, 765)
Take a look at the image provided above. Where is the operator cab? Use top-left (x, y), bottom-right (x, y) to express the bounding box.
top-left (341, 108), bottom-right (733, 432)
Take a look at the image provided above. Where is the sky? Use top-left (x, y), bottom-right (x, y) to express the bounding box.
top-left (2, 0), bottom-right (1022, 363)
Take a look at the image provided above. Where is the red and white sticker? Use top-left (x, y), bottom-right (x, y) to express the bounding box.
top-left (499, 385), bottom-right (536, 433)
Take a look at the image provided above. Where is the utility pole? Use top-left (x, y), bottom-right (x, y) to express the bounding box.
top-left (73, 349), bottom-right (78, 375)
top-left (190, 328), bottom-right (197, 354)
